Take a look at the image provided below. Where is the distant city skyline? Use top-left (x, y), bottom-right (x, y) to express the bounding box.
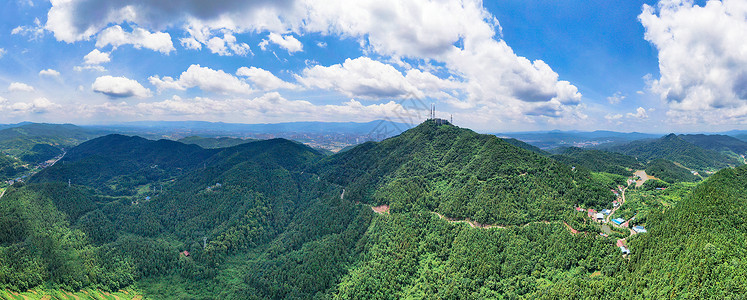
top-left (0, 0), bottom-right (745, 133)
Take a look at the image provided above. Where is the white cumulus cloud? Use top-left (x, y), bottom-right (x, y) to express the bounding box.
top-left (204, 33), bottom-right (251, 56)
top-left (236, 67), bottom-right (298, 90)
top-left (626, 107), bottom-right (648, 119)
top-left (297, 57), bottom-right (420, 99)
top-left (84, 49), bottom-right (111, 65)
top-left (133, 92), bottom-right (417, 122)
top-left (605, 113), bottom-right (623, 121)
top-left (8, 82), bottom-right (35, 92)
top-left (180, 37), bottom-right (202, 50)
top-left (259, 33), bottom-right (303, 53)
top-left (11, 17), bottom-right (45, 40)
top-left (92, 75), bottom-right (152, 98)
top-left (607, 91), bottom-right (626, 104)
top-left (149, 64), bottom-right (253, 95)
top-left (1, 97), bottom-right (61, 114)
top-left (96, 25), bottom-right (175, 54)
top-left (43, 0), bottom-right (585, 122)
top-left (297, 57), bottom-right (465, 102)
top-left (640, 0), bottom-right (747, 124)
top-left (39, 69), bottom-right (61, 77)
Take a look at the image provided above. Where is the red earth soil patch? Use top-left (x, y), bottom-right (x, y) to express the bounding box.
top-left (371, 205), bottom-right (390, 214)
top-left (564, 222), bottom-right (580, 234)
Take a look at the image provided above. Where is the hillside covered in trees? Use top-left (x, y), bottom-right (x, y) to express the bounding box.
top-left (176, 136), bottom-right (256, 149)
top-left (312, 120), bottom-right (615, 225)
top-left (551, 147), bottom-right (643, 176)
top-left (606, 133), bottom-right (741, 172)
top-left (0, 120), bottom-right (745, 298)
top-left (679, 134), bottom-right (747, 155)
top-left (645, 158), bottom-right (700, 183)
top-left (0, 123), bottom-right (108, 186)
top-left (1, 136), bottom-right (370, 298)
top-left (0, 123), bottom-right (101, 156)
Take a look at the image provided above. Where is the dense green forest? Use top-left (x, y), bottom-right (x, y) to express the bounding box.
top-left (312, 121), bottom-right (615, 225)
top-left (1, 120), bottom-right (746, 298)
top-left (0, 123), bottom-right (100, 157)
top-left (589, 165), bottom-right (747, 298)
top-left (645, 158), bottom-right (700, 183)
top-left (0, 123), bottom-right (106, 185)
top-left (679, 134), bottom-right (747, 154)
top-left (0, 154), bottom-right (26, 178)
top-left (31, 134), bottom-right (218, 195)
top-left (1, 136), bottom-right (372, 298)
top-left (551, 147), bottom-right (642, 176)
top-left (606, 133), bottom-right (741, 172)
top-left (500, 137), bottom-right (549, 155)
top-left (19, 143), bottom-right (63, 164)
top-left (176, 136), bottom-right (256, 149)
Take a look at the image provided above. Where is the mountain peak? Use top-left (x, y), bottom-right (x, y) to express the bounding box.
top-left (662, 133), bottom-right (679, 140)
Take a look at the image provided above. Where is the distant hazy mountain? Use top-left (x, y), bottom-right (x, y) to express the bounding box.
top-left (497, 130), bottom-right (660, 149)
top-left (551, 147), bottom-right (643, 176)
top-left (100, 120), bottom-right (414, 136)
top-left (679, 134), bottom-right (747, 154)
top-left (33, 134), bottom-right (218, 195)
top-left (645, 158), bottom-right (700, 183)
top-left (0, 121), bottom-right (33, 130)
top-left (500, 137), bottom-right (549, 155)
top-left (0, 123), bottom-right (107, 167)
top-left (605, 133), bottom-right (741, 172)
top-left (177, 136), bottom-right (257, 149)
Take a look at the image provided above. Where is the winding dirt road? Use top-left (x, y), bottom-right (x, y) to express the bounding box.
top-left (431, 212), bottom-right (505, 229)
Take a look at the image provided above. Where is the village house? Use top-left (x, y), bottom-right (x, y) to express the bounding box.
top-left (595, 213), bottom-right (605, 222)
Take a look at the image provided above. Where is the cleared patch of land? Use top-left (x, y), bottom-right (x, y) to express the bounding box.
top-left (371, 204), bottom-right (390, 214)
top-left (634, 170), bottom-right (658, 187)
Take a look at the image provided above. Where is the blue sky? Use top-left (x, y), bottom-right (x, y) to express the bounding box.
top-left (0, 0), bottom-right (744, 133)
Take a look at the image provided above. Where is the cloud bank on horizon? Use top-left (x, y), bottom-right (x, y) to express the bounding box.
top-left (0, 0), bottom-right (744, 132)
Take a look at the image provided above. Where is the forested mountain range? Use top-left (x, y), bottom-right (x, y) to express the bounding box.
top-left (645, 158), bottom-right (700, 183)
top-left (1, 120), bottom-right (746, 298)
top-left (313, 121), bottom-right (616, 224)
top-left (500, 137), bottom-right (549, 155)
top-left (544, 164), bottom-right (747, 298)
top-left (31, 134), bottom-right (217, 195)
top-left (103, 120), bottom-right (411, 134)
top-left (176, 136), bottom-right (257, 149)
top-left (497, 130), bottom-right (659, 149)
top-left (551, 147), bottom-right (644, 176)
top-left (678, 134), bottom-right (747, 154)
top-left (604, 133), bottom-right (742, 172)
top-left (0, 123), bottom-right (103, 156)
top-left (0, 123), bottom-right (107, 181)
